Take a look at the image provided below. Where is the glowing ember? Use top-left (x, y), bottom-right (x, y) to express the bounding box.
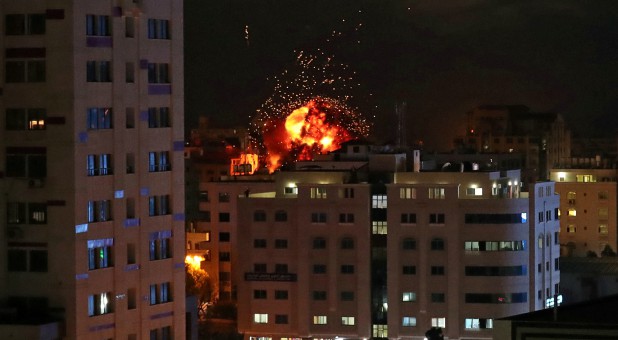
top-left (251, 40), bottom-right (372, 172)
top-left (185, 255), bottom-right (204, 271)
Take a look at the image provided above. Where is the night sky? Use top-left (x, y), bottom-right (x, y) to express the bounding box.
top-left (184, 0), bottom-right (618, 151)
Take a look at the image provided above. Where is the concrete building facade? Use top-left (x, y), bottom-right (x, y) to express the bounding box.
top-left (1, 1), bottom-right (185, 338)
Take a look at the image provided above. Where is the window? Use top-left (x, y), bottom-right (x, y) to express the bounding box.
top-left (149, 231), bottom-right (172, 260)
top-left (599, 191), bottom-right (609, 200)
top-left (5, 59), bottom-right (45, 83)
top-left (274, 210), bottom-right (287, 221)
top-left (567, 225), bottom-right (576, 233)
top-left (87, 107), bottom-right (113, 130)
top-left (275, 315), bottom-right (288, 324)
top-left (253, 239), bottom-right (267, 248)
top-left (431, 266), bottom-right (445, 275)
top-left (341, 237), bottom-right (354, 249)
top-left (431, 293), bottom-right (445, 302)
top-left (465, 318), bottom-right (493, 329)
top-left (284, 186), bottom-right (298, 195)
top-left (464, 241), bottom-right (526, 252)
top-left (87, 238), bottom-right (113, 270)
top-left (86, 15), bottom-right (110, 36)
top-left (431, 238), bottom-right (445, 250)
top-left (218, 192), bottom-right (230, 202)
top-left (400, 187), bottom-right (416, 199)
top-left (312, 291), bottom-right (327, 300)
top-left (431, 317), bottom-right (446, 328)
top-left (5, 108), bottom-right (46, 130)
top-left (219, 232), bottom-right (230, 242)
top-left (313, 264), bottom-right (326, 274)
top-left (568, 208), bottom-right (576, 217)
top-left (599, 207), bottom-right (609, 220)
top-left (219, 252), bottom-right (231, 262)
top-left (5, 148), bottom-right (47, 178)
top-left (372, 194), bottom-right (387, 208)
top-left (402, 238), bottom-right (416, 250)
top-left (254, 313), bottom-right (268, 324)
top-left (402, 317), bottom-right (417, 327)
top-left (429, 187), bottom-right (445, 199)
top-left (275, 239), bottom-right (288, 249)
top-left (8, 248), bottom-right (47, 272)
top-left (150, 326), bottom-right (172, 340)
top-left (313, 315), bottom-right (327, 325)
top-left (310, 187), bottom-right (327, 199)
top-left (87, 200), bottom-right (112, 222)
top-left (253, 263), bottom-right (266, 272)
top-left (86, 60), bottom-right (111, 82)
top-left (27, 203), bottom-right (47, 224)
top-left (372, 221), bottom-right (387, 234)
top-left (402, 292), bottom-right (416, 302)
top-left (254, 210), bottom-right (267, 222)
top-left (339, 213), bottom-right (354, 223)
top-left (148, 151), bottom-right (171, 172)
top-left (274, 290), bottom-right (288, 300)
top-left (341, 291), bottom-right (354, 301)
top-left (148, 63), bottom-right (170, 83)
top-left (7, 202), bottom-right (26, 224)
top-left (429, 213), bottom-right (445, 224)
top-left (148, 107), bottom-right (170, 128)
top-left (311, 212), bottom-right (327, 223)
top-left (465, 292), bottom-right (527, 303)
top-left (275, 264), bottom-right (288, 273)
top-left (86, 154), bottom-right (112, 176)
top-left (149, 282), bottom-right (172, 305)
top-left (341, 264), bottom-right (355, 274)
top-left (341, 316), bottom-right (355, 326)
top-left (147, 18), bottom-right (170, 39)
top-left (599, 224), bottom-right (609, 234)
top-left (125, 107), bottom-right (135, 128)
top-left (402, 265), bottom-right (416, 275)
top-left (148, 195), bottom-right (171, 216)
top-left (125, 16), bottom-right (135, 37)
top-left (5, 14), bottom-right (46, 35)
top-left (88, 292), bottom-right (113, 316)
top-left (313, 237), bottom-right (326, 249)
top-left (343, 187), bottom-right (355, 198)
top-left (401, 213), bottom-right (416, 224)
top-left (253, 290), bottom-right (267, 299)
top-left (466, 187), bottom-right (483, 196)
top-left (219, 213), bottom-right (230, 222)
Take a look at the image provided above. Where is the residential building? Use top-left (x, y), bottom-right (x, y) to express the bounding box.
top-left (189, 144), bottom-right (561, 339)
top-left (0, 1), bottom-right (185, 339)
top-left (549, 169), bottom-right (617, 257)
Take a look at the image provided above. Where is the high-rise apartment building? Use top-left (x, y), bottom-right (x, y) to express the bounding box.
top-left (0, 1), bottom-right (185, 339)
top-left (189, 145), bottom-right (561, 339)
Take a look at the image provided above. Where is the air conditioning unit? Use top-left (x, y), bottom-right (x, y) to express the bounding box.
top-left (28, 178), bottom-right (45, 188)
top-left (7, 227), bottom-right (24, 239)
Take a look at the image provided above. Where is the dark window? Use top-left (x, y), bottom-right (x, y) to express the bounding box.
top-left (340, 237), bottom-right (354, 249)
top-left (312, 237), bottom-right (326, 249)
top-left (431, 293), bottom-right (445, 303)
top-left (253, 263), bottom-right (266, 273)
top-left (219, 252), bottom-right (230, 262)
top-left (401, 213), bottom-right (417, 224)
top-left (313, 264), bottom-right (327, 274)
top-left (147, 107), bottom-right (170, 128)
top-left (253, 290), bottom-right (267, 299)
top-left (218, 193), bottom-right (230, 202)
top-left (431, 266), bottom-right (445, 275)
top-left (402, 265), bottom-right (416, 275)
top-left (275, 314), bottom-right (288, 324)
top-left (431, 238), bottom-right (445, 250)
top-left (465, 265), bottom-right (527, 276)
top-left (312, 291), bottom-right (327, 300)
top-left (402, 238), bottom-right (416, 250)
top-left (219, 232), bottom-right (230, 242)
top-left (465, 292), bottom-right (527, 304)
top-left (253, 239), bottom-right (267, 248)
top-left (429, 213), bottom-right (445, 224)
top-left (311, 212), bottom-right (327, 223)
top-left (7, 249), bottom-right (27, 271)
top-left (340, 291), bottom-right (354, 301)
top-left (274, 290), bottom-right (288, 300)
top-left (147, 19), bottom-right (170, 39)
top-left (465, 213), bottom-right (525, 224)
top-left (253, 210), bottom-right (266, 222)
top-left (274, 210), bottom-right (287, 222)
top-left (341, 264), bottom-right (355, 274)
top-left (218, 212), bottom-right (230, 222)
top-left (339, 213), bottom-right (354, 223)
top-left (275, 239), bottom-right (288, 249)
top-left (275, 264), bottom-right (288, 273)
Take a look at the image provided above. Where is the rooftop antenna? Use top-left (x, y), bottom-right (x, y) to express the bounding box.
top-left (395, 102), bottom-right (407, 148)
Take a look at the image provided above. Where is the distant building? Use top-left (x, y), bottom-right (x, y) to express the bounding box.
top-left (549, 169), bottom-right (617, 257)
top-left (559, 257), bottom-right (618, 304)
top-left (187, 143), bottom-right (561, 339)
top-left (0, 1), bottom-right (186, 339)
top-left (454, 105), bottom-right (571, 185)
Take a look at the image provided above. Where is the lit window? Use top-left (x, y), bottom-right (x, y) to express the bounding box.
top-left (599, 224), bottom-right (609, 234)
top-left (428, 187), bottom-right (445, 199)
top-left (466, 187), bottom-right (483, 196)
top-left (372, 195), bottom-right (387, 208)
top-left (313, 315), bottom-right (327, 325)
top-left (568, 209), bottom-right (576, 217)
top-left (87, 200), bottom-right (112, 222)
top-left (465, 318), bottom-right (493, 329)
top-left (402, 317), bottom-right (417, 327)
top-left (310, 187), bottom-right (327, 199)
top-left (254, 313), bottom-right (268, 324)
top-left (5, 108), bottom-right (46, 130)
top-left (599, 208), bottom-right (609, 220)
top-left (149, 282), bottom-right (172, 305)
top-left (148, 195), bottom-right (171, 216)
top-left (372, 221), bottom-right (387, 234)
top-left (402, 292), bottom-right (416, 302)
top-left (86, 154), bottom-right (113, 176)
top-left (341, 316), bottom-right (355, 325)
top-left (567, 191), bottom-right (576, 205)
top-left (566, 224), bottom-right (576, 233)
top-left (87, 107), bottom-right (113, 129)
top-left (87, 238), bottom-right (113, 270)
top-left (148, 151), bottom-right (171, 172)
top-left (88, 292), bottom-right (113, 316)
top-left (431, 317), bottom-right (446, 328)
top-left (284, 186), bottom-right (298, 195)
top-left (149, 231), bottom-right (172, 260)
top-left (400, 187), bottom-right (416, 199)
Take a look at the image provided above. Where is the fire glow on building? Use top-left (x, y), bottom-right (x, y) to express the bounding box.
top-left (248, 32), bottom-right (372, 173)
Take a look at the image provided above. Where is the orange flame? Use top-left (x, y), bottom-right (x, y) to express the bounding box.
top-left (264, 99), bottom-right (352, 172)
